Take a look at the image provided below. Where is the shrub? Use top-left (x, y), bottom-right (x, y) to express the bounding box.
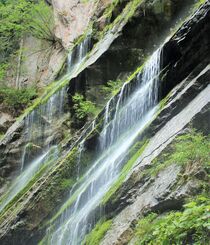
top-left (72, 93), bottom-right (97, 120)
top-left (0, 86), bottom-right (37, 115)
top-left (168, 130), bottom-right (210, 167)
top-left (0, 63), bottom-right (9, 83)
top-left (27, 0), bottom-right (56, 42)
top-left (102, 79), bottom-right (123, 97)
top-left (150, 130), bottom-right (210, 176)
top-left (135, 196), bottom-right (210, 244)
top-left (0, 0), bottom-right (56, 79)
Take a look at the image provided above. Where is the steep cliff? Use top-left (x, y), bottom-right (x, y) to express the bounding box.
top-left (0, 0), bottom-right (209, 245)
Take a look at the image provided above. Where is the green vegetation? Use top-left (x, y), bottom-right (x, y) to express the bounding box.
top-left (97, 0), bottom-right (144, 40)
top-left (102, 0), bottom-right (120, 20)
top-left (0, 86), bottom-right (37, 115)
top-left (132, 130), bottom-right (210, 244)
top-left (150, 130), bottom-right (210, 177)
top-left (72, 93), bottom-right (97, 120)
top-left (102, 79), bottom-right (123, 97)
top-left (0, 133), bottom-right (4, 140)
top-left (0, 0), bottom-right (55, 84)
top-left (194, 0), bottom-right (206, 10)
top-left (83, 219), bottom-right (112, 245)
top-left (168, 130), bottom-right (209, 167)
top-left (60, 178), bottom-right (75, 190)
top-left (0, 63), bottom-right (9, 82)
top-left (102, 140), bottom-right (148, 204)
top-left (0, 153), bottom-right (56, 219)
top-left (135, 196), bottom-right (210, 245)
top-left (27, 1), bottom-right (55, 42)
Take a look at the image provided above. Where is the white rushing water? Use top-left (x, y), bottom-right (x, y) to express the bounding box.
top-left (68, 37), bottom-right (91, 74)
top-left (47, 48), bottom-right (162, 245)
top-left (0, 147), bottom-right (58, 213)
top-left (0, 39), bottom-right (91, 214)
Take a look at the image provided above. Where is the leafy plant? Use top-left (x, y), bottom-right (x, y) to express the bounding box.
top-left (72, 93), bottom-right (97, 120)
top-left (0, 0), bottom-right (29, 59)
top-left (0, 63), bottom-right (9, 83)
top-left (102, 79), bottom-right (123, 97)
top-left (0, 86), bottom-right (37, 115)
top-left (0, 0), bottom-right (56, 80)
top-left (135, 196), bottom-right (210, 244)
top-left (168, 130), bottom-right (210, 167)
top-left (150, 130), bottom-right (210, 177)
top-left (27, 0), bottom-right (56, 42)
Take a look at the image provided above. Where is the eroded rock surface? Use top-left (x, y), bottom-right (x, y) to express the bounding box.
top-left (0, 1), bottom-right (209, 245)
top-left (101, 85), bottom-right (210, 244)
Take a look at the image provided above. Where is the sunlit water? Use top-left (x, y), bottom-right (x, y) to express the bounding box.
top-left (47, 48), bottom-right (162, 245)
top-left (0, 39), bottom-right (91, 214)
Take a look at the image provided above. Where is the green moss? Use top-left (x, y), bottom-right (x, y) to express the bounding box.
top-left (0, 156), bottom-right (55, 220)
top-left (43, 135), bottom-right (97, 225)
top-left (0, 133), bottom-right (4, 140)
top-left (102, 0), bottom-right (120, 20)
top-left (194, 0), bottom-right (206, 10)
top-left (83, 219), bottom-right (112, 245)
top-left (101, 79), bottom-right (123, 98)
top-left (102, 140), bottom-right (148, 205)
top-left (134, 195), bottom-right (210, 245)
top-left (60, 178), bottom-right (75, 190)
top-left (97, 0), bottom-right (144, 40)
top-left (158, 91), bottom-right (171, 111)
top-left (17, 75), bottom-right (70, 120)
top-left (126, 64), bottom-right (144, 83)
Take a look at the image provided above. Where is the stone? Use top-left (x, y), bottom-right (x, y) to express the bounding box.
top-left (0, 112), bottom-right (14, 133)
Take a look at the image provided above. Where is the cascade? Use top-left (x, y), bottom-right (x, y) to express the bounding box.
top-left (0, 86), bottom-right (65, 212)
top-left (47, 48), bottom-right (162, 245)
top-left (0, 38), bottom-right (91, 214)
top-left (68, 37), bottom-right (91, 74)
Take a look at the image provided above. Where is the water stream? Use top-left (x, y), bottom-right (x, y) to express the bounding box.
top-left (47, 48), bottom-right (162, 245)
top-left (68, 37), bottom-right (91, 74)
top-left (0, 39), bottom-right (91, 214)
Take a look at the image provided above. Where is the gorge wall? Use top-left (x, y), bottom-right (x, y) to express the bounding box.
top-left (0, 0), bottom-right (209, 245)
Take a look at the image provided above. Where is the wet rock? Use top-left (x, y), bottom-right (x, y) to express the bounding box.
top-left (101, 164), bottom-right (182, 245)
top-left (104, 65), bottom-right (210, 215)
top-left (101, 158), bottom-right (206, 245)
top-left (0, 1), bottom-right (209, 244)
top-left (0, 112), bottom-right (14, 133)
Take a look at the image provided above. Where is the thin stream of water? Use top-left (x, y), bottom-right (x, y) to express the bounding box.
top-left (0, 39), bottom-right (91, 214)
top-left (47, 48), bottom-right (162, 245)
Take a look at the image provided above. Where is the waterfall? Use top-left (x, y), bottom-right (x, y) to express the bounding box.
top-left (0, 38), bottom-right (91, 214)
top-left (0, 86), bottom-right (66, 213)
top-left (0, 147), bottom-right (58, 213)
top-left (21, 86), bottom-right (67, 171)
top-left (68, 37), bottom-right (91, 74)
top-left (47, 48), bottom-right (162, 245)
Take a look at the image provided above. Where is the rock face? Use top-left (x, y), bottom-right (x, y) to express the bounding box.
top-left (52, 0), bottom-right (112, 48)
top-left (19, 36), bottom-right (66, 88)
top-left (0, 112), bottom-right (14, 134)
top-left (0, 1), bottom-right (209, 245)
top-left (101, 84), bottom-right (210, 245)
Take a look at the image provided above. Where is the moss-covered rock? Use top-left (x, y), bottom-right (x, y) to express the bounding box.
top-left (83, 219), bottom-right (112, 245)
